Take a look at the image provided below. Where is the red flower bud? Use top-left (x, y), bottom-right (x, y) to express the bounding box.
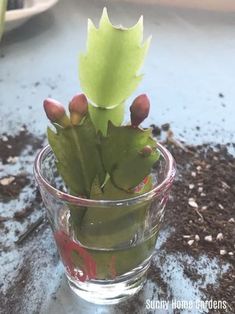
top-left (140, 145), bottom-right (152, 157)
top-left (43, 98), bottom-right (71, 127)
top-left (69, 94), bottom-right (88, 116)
top-left (43, 98), bottom-right (66, 122)
top-left (69, 94), bottom-right (88, 125)
top-left (130, 94), bottom-right (150, 127)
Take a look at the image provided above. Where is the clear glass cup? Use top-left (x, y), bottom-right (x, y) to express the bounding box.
top-left (34, 142), bottom-right (176, 305)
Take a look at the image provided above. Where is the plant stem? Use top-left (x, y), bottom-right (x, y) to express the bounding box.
top-left (71, 128), bottom-right (90, 197)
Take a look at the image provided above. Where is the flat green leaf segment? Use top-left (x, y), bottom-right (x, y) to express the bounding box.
top-left (88, 102), bottom-right (124, 135)
top-left (73, 175), bottom-right (156, 278)
top-left (47, 115), bottom-right (105, 197)
top-left (78, 176), bottom-right (152, 246)
top-left (79, 8), bottom-right (151, 108)
top-left (90, 174), bottom-right (152, 200)
top-left (101, 123), bottom-right (160, 190)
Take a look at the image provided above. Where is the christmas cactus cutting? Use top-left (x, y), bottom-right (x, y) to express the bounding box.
top-left (35, 7), bottom-right (176, 304)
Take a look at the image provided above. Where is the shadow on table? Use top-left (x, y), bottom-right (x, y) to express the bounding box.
top-left (40, 274), bottom-right (149, 314)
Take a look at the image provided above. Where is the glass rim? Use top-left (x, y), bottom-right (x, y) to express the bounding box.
top-left (34, 142), bottom-right (176, 207)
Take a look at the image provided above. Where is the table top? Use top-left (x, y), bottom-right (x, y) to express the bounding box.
top-left (0, 1), bottom-right (234, 313)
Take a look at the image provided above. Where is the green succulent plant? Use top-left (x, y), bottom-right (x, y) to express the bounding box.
top-left (43, 8), bottom-right (160, 279)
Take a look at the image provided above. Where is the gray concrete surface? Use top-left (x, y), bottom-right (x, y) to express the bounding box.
top-left (0, 0), bottom-right (234, 313)
top-left (1, 0), bottom-right (235, 143)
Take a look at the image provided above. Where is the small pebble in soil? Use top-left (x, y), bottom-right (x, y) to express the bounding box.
top-left (20, 126), bottom-right (27, 132)
top-left (188, 198), bottom-right (198, 208)
top-left (1, 135), bottom-right (8, 142)
top-left (228, 218), bottom-right (235, 223)
top-left (216, 233), bottom-right (224, 241)
top-left (189, 184), bottom-right (194, 189)
top-left (191, 171), bottom-right (196, 177)
top-left (221, 181), bottom-right (230, 189)
top-left (195, 235), bottom-right (200, 242)
top-left (204, 235), bottom-right (213, 242)
top-left (220, 249), bottom-right (227, 256)
top-left (188, 240), bottom-right (194, 246)
top-left (0, 176), bottom-right (15, 186)
top-left (6, 156), bottom-right (18, 164)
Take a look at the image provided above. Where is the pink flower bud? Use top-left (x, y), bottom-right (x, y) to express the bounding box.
top-left (130, 94), bottom-right (150, 127)
top-left (43, 98), bottom-right (71, 128)
top-left (140, 145), bottom-right (152, 157)
top-left (43, 98), bottom-right (66, 123)
top-left (69, 94), bottom-right (88, 117)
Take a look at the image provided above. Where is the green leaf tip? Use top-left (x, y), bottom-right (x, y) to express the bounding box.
top-left (101, 122), bottom-right (159, 190)
top-left (79, 7), bottom-right (151, 109)
top-left (47, 114), bottom-right (105, 198)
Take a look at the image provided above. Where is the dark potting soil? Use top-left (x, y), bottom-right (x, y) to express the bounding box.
top-left (147, 128), bottom-right (235, 313)
top-left (0, 126), bottom-right (44, 163)
top-left (163, 142), bottom-right (235, 262)
top-left (0, 174), bottom-right (30, 202)
top-left (117, 129), bottom-right (235, 313)
top-left (0, 126), bottom-right (234, 313)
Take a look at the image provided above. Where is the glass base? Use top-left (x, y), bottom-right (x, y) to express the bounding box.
top-left (67, 260), bottom-right (150, 305)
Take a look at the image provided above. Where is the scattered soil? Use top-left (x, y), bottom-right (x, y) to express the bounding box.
top-left (156, 135), bottom-right (235, 313)
top-left (147, 263), bottom-right (172, 299)
top-left (162, 142), bottom-right (235, 262)
top-left (12, 188), bottom-right (42, 222)
top-left (118, 128), bottom-right (235, 313)
top-left (117, 290), bottom-right (145, 314)
top-left (0, 126), bottom-right (44, 163)
top-left (200, 266), bottom-right (235, 313)
top-left (1, 258), bottom-right (32, 313)
top-left (0, 174), bottom-right (30, 202)
top-left (13, 206), bottom-right (35, 221)
top-left (0, 216), bottom-right (8, 223)
top-left (161, 123), bottom-right (170, 132)
top-left (183, 264), bottom-right (203, 282)
top-left (0, 128), bottom-right (47, 312)
top-left (150, 124), bottom-right (161, 137)
top-left (0, 127), bottom-right (44, 239)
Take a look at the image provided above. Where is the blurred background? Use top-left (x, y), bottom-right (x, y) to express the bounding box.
top-left (1, 0), bottom-right (235, 145)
